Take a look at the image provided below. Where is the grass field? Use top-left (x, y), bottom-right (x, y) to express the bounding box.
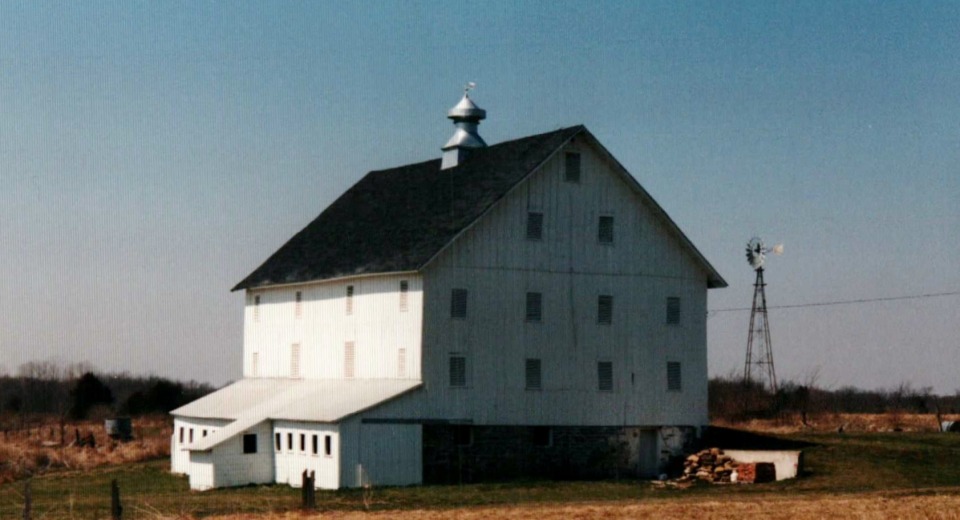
top-left (2, 425), bottom-right (960, 518)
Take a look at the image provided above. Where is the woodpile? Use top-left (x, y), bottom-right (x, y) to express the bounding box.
top-left (680, 447), bottom-right (736, 484)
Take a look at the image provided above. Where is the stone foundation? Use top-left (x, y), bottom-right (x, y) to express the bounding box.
top-left (423, 424), bottom-right (697, 484)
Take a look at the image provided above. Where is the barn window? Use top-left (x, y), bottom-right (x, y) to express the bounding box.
top-left (253, 295), bottom-right (261, 322)
top-left (597, 295), bottom-right (613, 324)
top-left (243, 433), bottom-right (257, 454)
top-left (666, 297), bottom-right (681, 325)
top-left (295, 291), bottom-right (302, 318)
top-left (398, 348), bottom-right (407, 378)
top-left (345, 341), bottom-right (356, 378)
top-left (531, 426), bottom-right (552, 447)
top-left (290, 343), bottom-right (301, 378)
top-left (189, 428), bottom-right (194, 443)
top-left (450, 289), bottom-right (468, 319)
top-left (525, 358), bottom-right (542, 390)
top-left (454, 425), bottom-right (473, 446)
top-left (179, 427), bottom-right (184, 444)
top-left (598, 216), bottom-right (614, 243)
top-left (287, 432), bottom-right (293, 451)
top-left (564, 152), bottom-right (581, 183)
top-left (399, 280), bottom-right (409, 311)
top-left (312, 434), bottom-right (318, 455)
top-left (449, 355), bottom-right (467, 387)
top-left (667, 362), bottom-right (682, 391)
top-left (275, 432), bottom-right (281, 451)
top-left (525, 292), bottom-right (542, 322)
top-left (300, 433), bottom-right (306, 452)
top-left (346, 285), bottom-right (354, 315)
top-left (324, 435), bottom-right (332, 456)
top-left (202, 429), bottom-right (207, 437)
top-left (526, 212), bottom-right (543, 240)
top-left (598, 361), bottom-right (613, 392)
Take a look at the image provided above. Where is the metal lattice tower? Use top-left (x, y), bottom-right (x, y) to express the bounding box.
top-left (743, 267), bottom-right (777, 393)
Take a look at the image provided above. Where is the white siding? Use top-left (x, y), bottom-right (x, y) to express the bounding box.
top-left (172, 417), bottom-right (229, 475)
top-left (273, 420), bottom-right (342, 489)
top-left (339, 418), bottom-right (422, 488)
top-left (209, 421), bottom-right (275, 488)
top-left (375, 139), bottom-right (711, 427)
top-left (243, 274), bottom-right (424, 381)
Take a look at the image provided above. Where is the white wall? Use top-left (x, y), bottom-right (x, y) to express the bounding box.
top-left (243, 274), bottom-right (423, 381)
top-left (209, 421), bottom-right (276, 488)
top-left (339, 418), bottom-right (422, 488)
top-left (273, 420), bottom-right (341, 489)
top-left (171, 417), bottom-right (229, 475)
top-left (374, 138), bottom-right (712, 427)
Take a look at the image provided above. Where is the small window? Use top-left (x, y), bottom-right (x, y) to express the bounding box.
top-left (667, 362), bottom-right (682, 391)
top-left (324, 435), bottom-right (332, 456)
top-left (598, 216), bottom-right (614, 243)
top-left (597, 295), bottom-right (613, 324)
top-left (531, 426), bottom-right (552, 447)
top-left (179, 427), bottom-right (184, 444)
top-left (449, 355), bottom-right (467, 387)
top-left (290, 343), bottom-right (301, 378)
top-left (243, 433), bottom-right (257, 454)
top-left (450, 288), bottom-right (468, 319)
top-left (300, 433), bottom-right (306, 452)
top-left (346, 285), bottom-right (354, 315)
top-left (253, 295), bottom-right (261, 322)
top-left (295, 291), bottom-right (302, 318)
top-left (525, 358), bottom-right (542, 390)
top-left (398, 348), bottom-right (407, 378)
top-left (275, 432), bottom-right (281, 451)
top-left (312, 434), bottom-right (318, 455)
top-left (345, 341), bottom-right (356, 378)
top-left (666, 297), bottom-right (681, 325)
top-left (598, 361), bottom-right (613, 392)
top-left (287, 432), bottom-right (293, 451)
top-left (525, 292), bottom-right (542, 322)
top-left (564, 152), bottom-right (581, 183)
top-left (454, 425), bottom-right (473, 447)
top-left (526, 212), bottom-right (544, 240)
top-left (189, 428), bottom-right (194, 443)
top-left (399, 280), bottom-right (409, 311)
top-left (202, 429), bottom-right (207, 437)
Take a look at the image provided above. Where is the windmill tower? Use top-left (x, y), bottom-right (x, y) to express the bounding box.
top-left (743, 237), bottom-right (782, 393)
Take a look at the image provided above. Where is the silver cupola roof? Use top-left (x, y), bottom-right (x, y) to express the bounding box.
top-left (441, 86), bottom-right (487, 169)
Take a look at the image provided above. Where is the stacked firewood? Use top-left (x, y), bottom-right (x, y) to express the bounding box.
top-left (679, 447), bottom-right (736, 484)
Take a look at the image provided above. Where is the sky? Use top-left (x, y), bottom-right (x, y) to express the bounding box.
top-left (0, 1), bottom-right (958, 393)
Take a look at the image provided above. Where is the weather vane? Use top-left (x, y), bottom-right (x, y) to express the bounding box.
top-left (464, 81), bottom-right (477, 95)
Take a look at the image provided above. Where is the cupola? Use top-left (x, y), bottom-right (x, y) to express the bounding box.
top-left (441, 84), bottom-right (487, 169)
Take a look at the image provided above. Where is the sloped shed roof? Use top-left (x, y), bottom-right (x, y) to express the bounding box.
top-left (172, 378), bottom-right (421, 451)
top-left (233, 125), bottom-right (726, 290)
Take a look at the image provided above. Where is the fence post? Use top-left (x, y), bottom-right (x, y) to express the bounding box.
top-left (22, 479), bottom-right (31, 520)
top-left (308, 470), bottom-right (316, 509)
top-left (110, 479), bottom-right (122, 519)
top-left (301, 470), bottom-right (316, 510)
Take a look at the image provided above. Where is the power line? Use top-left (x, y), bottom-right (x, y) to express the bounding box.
top-left (708, 290), bottom-right (960, 315)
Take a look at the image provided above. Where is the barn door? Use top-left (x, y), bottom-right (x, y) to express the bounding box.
top-left (637, 429), bottom-right (659, 478)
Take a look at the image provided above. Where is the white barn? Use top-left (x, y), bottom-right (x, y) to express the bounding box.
top-left (171, 93), bottom-right (726, 490)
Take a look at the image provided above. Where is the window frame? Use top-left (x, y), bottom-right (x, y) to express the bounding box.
top-left (525, 291), bottom-right (543, 323)
top-left (242, 433), bottom-right (257, 454)
top-left (597, 361), bottom-right (614, 392)
top-left (525, 358), bottom-right (542, 391)
top-left (526, 212), bottom-right (544, 240)
top-left (667, 361), bottom-right (682, 392)
top-left (597, 295), bottom-right (613, 325)
top-left (450, 288), bottom-right (468, 319)
top-left (598, 215), bottom-right (615, 244)
top-left (564, 152), bottom-right (581, 183)
top-left (666, 297), bottom-right (681, 325)
top-left (449, 354), bottom-right (467, 388)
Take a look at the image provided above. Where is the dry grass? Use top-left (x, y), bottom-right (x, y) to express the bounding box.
top-left (198, 492), bottom-right (960, 519)
top-left (0, 415), bottom-right (171, 484)
top-left (713, 412), bottom-right (960, 435)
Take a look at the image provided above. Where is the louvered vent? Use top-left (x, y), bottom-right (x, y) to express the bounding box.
top-left (450, 289), bottom-right (468, 318)
top-left (526, 212), bottom-right (544, 240)
top-left (598, 216), bottom-right (614, 243)
top-left (597, 295), bottom-right (613, 324)
top-left (667, 362), bottom-right (682, 391)
top-left (345, 341), bottom-right (356, 378)
top-left (598, 361), bottom-right (613, 391)
top-left (525, 358), bottom-right (542, 390)
top-left (666, 297), bottom-right (681, 324)
top-left (449, 356), bottom-right (466, 387)
top-left (526, 292), bottom-right (542, 322)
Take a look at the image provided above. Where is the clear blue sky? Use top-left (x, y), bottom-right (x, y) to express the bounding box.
top-left (1, 1), bottom-right (958, 392)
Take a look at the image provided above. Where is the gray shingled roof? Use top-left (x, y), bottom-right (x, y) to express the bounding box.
top-left (233, 126), bottom-right (584, 291)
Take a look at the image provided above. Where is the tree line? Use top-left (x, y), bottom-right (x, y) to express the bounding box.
top-left (0, 361), bottom-right (215, 425)
top-left (709, 374), bottom-right (960, 422)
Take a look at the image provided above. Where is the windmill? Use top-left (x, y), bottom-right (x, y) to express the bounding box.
top-left (743, 237), bottom-right (783, 393)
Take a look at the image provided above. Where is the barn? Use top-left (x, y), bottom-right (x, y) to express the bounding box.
top-left (170, 92), bottom-right (726, 490)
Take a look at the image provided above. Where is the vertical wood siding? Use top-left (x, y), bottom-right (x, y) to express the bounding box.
top-left (242, 274), bottom-right (423, 381)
